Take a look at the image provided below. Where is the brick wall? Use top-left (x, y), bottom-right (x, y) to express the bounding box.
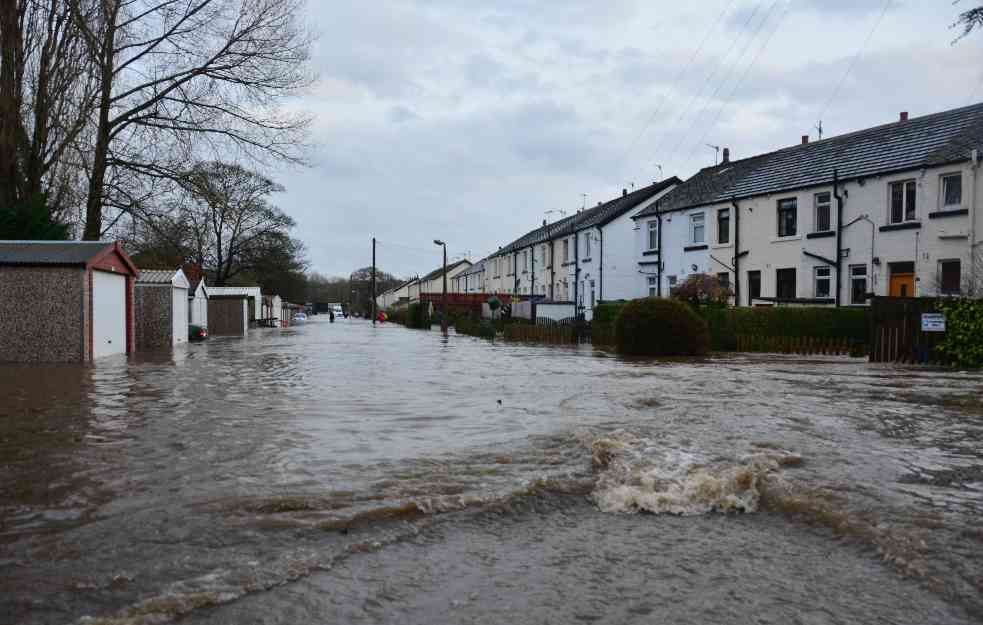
top-left (134, 286), bottom-right (174, 350)
top-left (0, 266), bottom-right (86, 362)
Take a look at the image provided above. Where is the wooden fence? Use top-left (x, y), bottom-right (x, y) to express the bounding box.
top-left (868, 297), bottom-right (949, 364)
top-left (735, 334), bottom-right (863, 356)
top-left (504, 321), bottom-right (576, 344)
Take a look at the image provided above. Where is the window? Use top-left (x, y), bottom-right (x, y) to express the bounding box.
top-left (717, 208), bottom-right (730, 244)
top-left (647, 220), bottom-right (658, 250)
top-left (940, 259), bottom-right (961, 294)
top-left (667, 275), bottom-right (678, 287)
top-left (889, 180), bottom-right (917, 224)
top-left (777, 198), bottom-right (797, 237)
top-left (776, 268), bottom-right (796, 300)
top-left (690, 212), bottom-right (705, 244)
top-left (717, 272), bottom-right (730, 291)
top-left (814, 266), bottom-right (831, 298)
top-left (647, 276), bottom-right (657, 297)
top-left (814, 192), bottom-right (831, 232)
top-left (850, 265), bottom-right (868, 305)
top-left (942, 173), bottom-right (962, 208)
top-left (540, 245), bottom-right (546, 266)
top-left (563, 239), bottom-right (570, 262)
top-left (523, 250), bottom-right (528, 271)
top-left (748, 270), bottom-right (761, 303)
top-left (584, 232), bottom-right (591, 258)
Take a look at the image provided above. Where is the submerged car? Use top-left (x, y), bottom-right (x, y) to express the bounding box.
top-left (188, 324), bottom-right (208, 341)
top-left (292, 312), bottom-right (308, 324)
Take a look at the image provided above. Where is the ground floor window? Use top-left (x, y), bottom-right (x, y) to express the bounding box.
top-left (776, 268), bottom-right (796, 300)
top-left (814, 266), bottom-right (831, 298)
top-left (747, 270), bottom-right (761, 304)
top-left (647, 276), bottom-right (657, 297)
top-left (717, 272), bottom-right (730, 292)
top-left (850, 265), bottom-right (868, 304)
top-left (940, 259), bottom-right (961, 295)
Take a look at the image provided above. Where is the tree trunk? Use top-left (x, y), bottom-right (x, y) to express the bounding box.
top-left (82, 2), bottom-right (117, 240)
top-left (0, 0), bottom-right (24, 209)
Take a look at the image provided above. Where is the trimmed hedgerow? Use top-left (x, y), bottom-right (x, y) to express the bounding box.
top-left (936, 299), bottom-right (983, 368)
top-left (699, 306), bottom-right (868, 351)
top-left (615, 298), bottom-right (710, 356)
top-left (407, 302), bottom-right (431, 329)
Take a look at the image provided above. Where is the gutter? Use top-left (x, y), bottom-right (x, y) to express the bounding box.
top-left (732, 197), bottom-right (741, 306)
top-left (833, 169), bottom-right (844, 308)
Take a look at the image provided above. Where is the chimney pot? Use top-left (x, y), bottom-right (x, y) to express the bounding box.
top-left (900, 111), bottom-right (909, 122)
top-left (622, 188), bottom-right (627, 197)
top-left (801, 135), bottom-right (809, 145)
top-left (722, 147), bottom-right (730, 164)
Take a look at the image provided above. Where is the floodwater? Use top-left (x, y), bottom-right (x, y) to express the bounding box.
top-left (2, 319), bottom-right (983, 624)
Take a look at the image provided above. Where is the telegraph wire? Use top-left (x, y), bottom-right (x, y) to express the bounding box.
top-left (815, 0), bottom-right (892, 126)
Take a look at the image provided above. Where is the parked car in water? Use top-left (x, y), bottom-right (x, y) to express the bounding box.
top-left (292, 312), bottom-right (307, 324)
top-left (331, 305), bottom-right (344, 318)
top-left (188, 324), bottom-right (208, 341)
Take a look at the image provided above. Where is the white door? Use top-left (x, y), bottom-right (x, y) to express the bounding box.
top-left (92, 271), bottom-right (127, 358)
top-left (173, 287), bottom-right (188, 345)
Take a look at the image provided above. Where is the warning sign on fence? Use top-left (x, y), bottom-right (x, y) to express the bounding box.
top-left (921, 313), bottom-right (946, 332)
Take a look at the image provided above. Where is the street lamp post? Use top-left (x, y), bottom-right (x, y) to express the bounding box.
top-left (434, 239), bottom-right (448, 333)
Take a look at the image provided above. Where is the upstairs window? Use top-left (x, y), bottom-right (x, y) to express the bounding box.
top-left (717, 208), bottom-right (730, 244)
top-left (583, 232), bottom-right (591, 258)
top-left (889, 180), bottom-right (917, 224)
top-left (690, 212), bottom-right (705, 244)
top-left (941, 173), bottom-right (962, 209)
top-left (777, 198), bottom-right (797, 237)
top-left (647, 220), bottom-right (658, 250)
top-left (814, 192), bottom-right (831, 232)
top-left (563, 239), bottom-right (570, 262)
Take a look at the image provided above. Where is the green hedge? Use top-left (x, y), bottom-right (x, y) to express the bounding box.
top-left (615, 298), bottom-right (710, 356)
top-left (454, 317), bottom-right (496, 340)
top-left (407, 302), bottom-right (431, 329)
top-left (700, 306), bottom-right (868, 351)
top-left (592, 301), bottom-right (628, 344)
top-left (936, 299), bottom-right (983, 367)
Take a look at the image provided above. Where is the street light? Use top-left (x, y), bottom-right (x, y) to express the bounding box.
top-left (434, 239), bottom-right (448, 333)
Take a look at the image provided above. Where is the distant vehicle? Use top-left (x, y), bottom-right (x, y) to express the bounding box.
top-left (189, 325), bottom-right (208, 341)
top-left (292, 312), bottom-right (307, 324)
top-left (331, 304), bottom-right (344, 318)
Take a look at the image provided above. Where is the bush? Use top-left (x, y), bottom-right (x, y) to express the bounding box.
top-left (671, 274), bottom-right (731, 308)
top-left (614, 298), bottom-right (709, 356)
top-left (407, 302), bottom-right (431, 329)
top-left (936, 299), bottom-right (983, 367)
top-left (455, 316), bottom-right (496, 340)
top-left (699, 306), bottom-right (868, 351)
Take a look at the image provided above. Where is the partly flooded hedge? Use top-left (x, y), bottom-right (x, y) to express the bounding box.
top-left (615, 298), bottom-right (710, 356)
top-left (700, 307), bottom-right (868, 352)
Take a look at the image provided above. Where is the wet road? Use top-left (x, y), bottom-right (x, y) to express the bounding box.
top-left (2, 317), bottom-right (983, 624)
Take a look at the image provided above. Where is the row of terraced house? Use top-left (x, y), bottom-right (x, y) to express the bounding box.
top-left (379, 102), bottom-right (983, 319)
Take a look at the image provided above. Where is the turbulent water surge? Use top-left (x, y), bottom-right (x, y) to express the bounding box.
top-left (2, 318), bottom-right (983, 624)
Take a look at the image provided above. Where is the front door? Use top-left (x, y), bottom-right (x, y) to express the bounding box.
top-left (889, 273), bottom-right (914, 297)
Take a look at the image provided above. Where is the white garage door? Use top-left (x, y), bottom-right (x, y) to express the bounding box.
top-left (92, 270), bottom-right (127, 358)
top-left (173, 287), bottom-right (188, 345)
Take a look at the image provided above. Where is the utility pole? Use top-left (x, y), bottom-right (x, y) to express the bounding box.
top-left (371, 237), bottom-right (376, 325)
top-left (434, 239), bottom-right (448, 334)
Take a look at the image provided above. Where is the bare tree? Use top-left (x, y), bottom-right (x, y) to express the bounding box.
top-left (953, 2), bottom-right (983, 41)
top-left (70, 0), bottom-right (313, 239)
top-left (0, 0), bottom-right (98, 218)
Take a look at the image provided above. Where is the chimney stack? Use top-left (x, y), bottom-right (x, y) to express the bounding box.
top-left (899, 111), bottom-right (909, 122)
top-left (722, 147), bottom-right (730, 164)
top-left (801, 135), bottom-right (809, 145)
top-left (622, 188), bottom-right (627, 197)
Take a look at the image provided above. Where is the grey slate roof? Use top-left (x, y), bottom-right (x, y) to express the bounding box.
top-left (458, 258), bottom-right (486, 276)
top-left (136, 269), bottom-right (178, 284)
top-left (637, 102), bottom-right (983, 218)
top-left (493, 178), bottom-right (681, 256)
top-left (0, 240), bottom-right (115, 265)
top-left (420, 259), bottom-right (472, 282)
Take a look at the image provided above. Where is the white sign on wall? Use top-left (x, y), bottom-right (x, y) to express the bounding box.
top-left (921, 313), bottom-right (946, 332)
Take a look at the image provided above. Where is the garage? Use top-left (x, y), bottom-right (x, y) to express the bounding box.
top-left (134, 268), bottom-right (191, 350)
top-left (0, 241), bottom-right (138, 363)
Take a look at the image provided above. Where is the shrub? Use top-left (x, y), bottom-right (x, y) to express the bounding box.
top-left (407, 302), bottom-right (431, 329)
top-left (936, 299), bottom-right (983, 367)
top-left (455, 316), bottom-right (496, 340)
top-left (614, 298), bottom-right (709, 356)
top-left (592, 301), bottom-right (628, 345)
top-left (671, 273), bottom-right (732, 308)
top-left (699, 306), bottom-right (868, 351)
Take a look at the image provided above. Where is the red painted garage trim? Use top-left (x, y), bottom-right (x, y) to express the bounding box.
top-left (87, 241), bottom-right (139, 277)
top-left (126, 275), bottom-right (134, 354)
top-left (87, 269), bottom-right (94, 362)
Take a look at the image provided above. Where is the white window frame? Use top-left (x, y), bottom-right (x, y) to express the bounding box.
top-left (940, 173), bottom-right (963, 210)
top-left (583, 232), bottom-right (591, 258)
top-left (888, 179), bottom-right (918, 224)
top-left (563, 239), bottom-right (570, 262)
top-left (690, 212), bottom-right (705, 244)
top-left (717, 208), bottom-right (730, 245)
top-left (849, 264), bottom-right (868, 305)
top-left (777, 198), bottom-right (797, 237)
top-left (647, 276), bottom-right (657, 297)
top-left (813, 192), bottom-right (832, 233)
top-left (647, 220), bottom-right (658, 251)
top-left (814, 265), bottom-right (831, 298)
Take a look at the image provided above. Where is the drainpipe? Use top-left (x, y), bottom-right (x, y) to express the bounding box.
top-left (833, 169), bottom-right (844, 307)
top-left (530, 243), bottom-right (535, 298)
top-left (971, 149), bottom-right (980, 290)
top-left (598, 228), bottom-right (604, 302)
top-left (574, 233), bottom-right (580, 315)
top-left (657, 211), bottom-right (663, 297)
top-left (513, 251), bottom-right (518, 296)
top-left (731, 197), bottom-right (740, 307)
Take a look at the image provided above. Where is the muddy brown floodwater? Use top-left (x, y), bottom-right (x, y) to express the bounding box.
top-left (2, 317), bottom-right (983, 624)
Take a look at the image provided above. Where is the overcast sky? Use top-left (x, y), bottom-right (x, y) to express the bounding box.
top-left (273, 0), bottom-right (983, 279)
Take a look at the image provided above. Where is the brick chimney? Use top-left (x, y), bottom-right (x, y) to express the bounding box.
top-left (722, 147), bottom-right (730, 164)
top-left (899, 111), bottom-right (909, 122)
top-left (622, 188), bottom-right (627, 197)
top-left (801, 135), bottom-right (809, 145)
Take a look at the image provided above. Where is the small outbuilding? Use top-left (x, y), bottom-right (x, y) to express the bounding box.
top-left (0, 240), bottom-right (138, 362)
top-left (188, 275), bottom-right (209, 328)
top-left (208, 295), bottom-right (250, 336)
top-left (134, 268), bottom-right (190, 350)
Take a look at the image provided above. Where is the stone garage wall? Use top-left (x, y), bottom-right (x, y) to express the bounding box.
top-left (134, 286), bottom-right (173, 350)
top-left (0, 266), bottom-right (86, 362)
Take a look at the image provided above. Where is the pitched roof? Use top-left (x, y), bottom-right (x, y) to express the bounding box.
top-left (493, 178), bottom-right (681, 255)
top-left (420, 259), bottom-right (471, 282)
top-left (0, 240), bottom-right (117, 265)
top-left (136, 269), bottom-right (177, 284)
top-left (458, 258), bottom-right (487, 276)
top-left (638, 102), bottom-right (983, 217)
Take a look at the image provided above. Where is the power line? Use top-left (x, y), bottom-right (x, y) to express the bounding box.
top-left (615, 0), bottom-right (739, 177)
top-left (816, 0), bottom-right (892, 125)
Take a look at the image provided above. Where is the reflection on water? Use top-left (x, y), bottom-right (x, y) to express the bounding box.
top-left (1, 318), bottom-right (982, 624)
